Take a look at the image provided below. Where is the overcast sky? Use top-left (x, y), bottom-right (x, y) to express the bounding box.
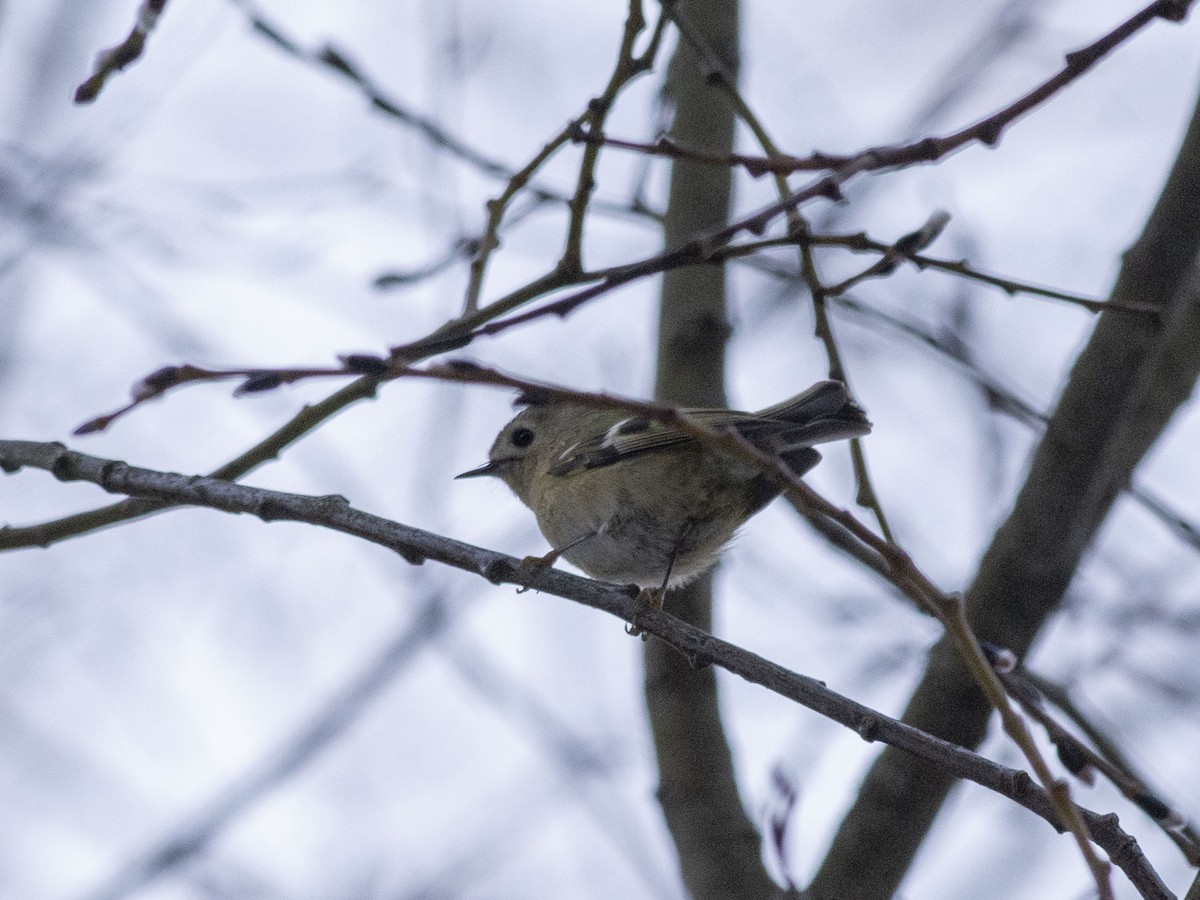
top-left (2, 2), bottom-right (1199, 898)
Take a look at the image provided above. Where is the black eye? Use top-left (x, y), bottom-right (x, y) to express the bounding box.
top-left (510, 427), bottom-right (535, 448)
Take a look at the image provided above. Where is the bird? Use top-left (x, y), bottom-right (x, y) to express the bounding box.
top-left (456, 380), bottom-right (870, 597)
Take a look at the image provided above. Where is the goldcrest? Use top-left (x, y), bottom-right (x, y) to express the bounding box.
top-left (457, 381), bottom-right (870, 591)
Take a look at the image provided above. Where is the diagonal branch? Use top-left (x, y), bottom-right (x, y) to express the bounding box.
top-left (581, 0), bottom-right (1194, 177)
top-left (0, 438), bottom-right (1173, 900)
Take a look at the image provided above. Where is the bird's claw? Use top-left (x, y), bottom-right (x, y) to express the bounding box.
top-left (517, 549), bottom-right (561, 576)
top-left (625, 586), bottom-right (664, 640)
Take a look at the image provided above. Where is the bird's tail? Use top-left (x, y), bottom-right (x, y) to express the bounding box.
top-left (753, 380), bottom-right (871, 448)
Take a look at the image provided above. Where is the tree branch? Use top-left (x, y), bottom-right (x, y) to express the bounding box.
top-left (0, 439), bottom-right (1173, 899)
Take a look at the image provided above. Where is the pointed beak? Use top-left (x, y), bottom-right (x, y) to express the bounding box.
top-left (455, 460), bottom-right (504, 479)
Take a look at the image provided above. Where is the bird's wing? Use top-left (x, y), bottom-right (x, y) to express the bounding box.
top-left (547, 408), bottom-right (769, 476)
top-left (547, 382), bottom-right (869, 477)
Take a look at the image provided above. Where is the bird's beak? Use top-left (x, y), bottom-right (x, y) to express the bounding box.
top-left (455, 460), bottom-right (503, 479)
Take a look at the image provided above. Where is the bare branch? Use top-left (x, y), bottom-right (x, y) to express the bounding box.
top-left (807, 230), bottom-right (1156, 315)
top-left (0, 438), bottom-right (1173, 900)
top-left (580, 0), bottom-right (1195, 178)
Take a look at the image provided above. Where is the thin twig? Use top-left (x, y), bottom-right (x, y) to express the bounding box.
top-left (74, 0), bottom-right (170, 103)
top-left (827, 292), bottom-right (1200, 559)
top-left (808, 230), bottom-right (1157, 315)
top-left (584, 0), bottom-right (1195, 177)
top-left (462, 0), bottom-right (668, 312)
top-left (1014, 668), bottom-right (1200, 865)
top-left (669, 2), bottom-right (896, 542)
top-left (228, 0), bottom-right (647, 225)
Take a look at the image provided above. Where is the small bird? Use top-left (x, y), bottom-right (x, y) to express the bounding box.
top-left (457, 381), bottom-right (870, 595)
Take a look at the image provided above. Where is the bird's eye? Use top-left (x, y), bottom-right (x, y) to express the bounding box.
top-left (510, 427), bottom-right (535, 448)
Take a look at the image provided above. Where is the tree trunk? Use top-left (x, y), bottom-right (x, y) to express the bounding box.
top-left (645, 3), bottom-right (780, 898)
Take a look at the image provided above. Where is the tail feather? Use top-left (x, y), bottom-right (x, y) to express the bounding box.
top-left (749, 381), bottom-right (870, 450)
top-left (755, 381), bottom-right (852, 421)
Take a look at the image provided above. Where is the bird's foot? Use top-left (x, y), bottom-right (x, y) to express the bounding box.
top-left (517, 548), bottom-right (564, 577)
top-left (625, 586), bottom-right (665, 639)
